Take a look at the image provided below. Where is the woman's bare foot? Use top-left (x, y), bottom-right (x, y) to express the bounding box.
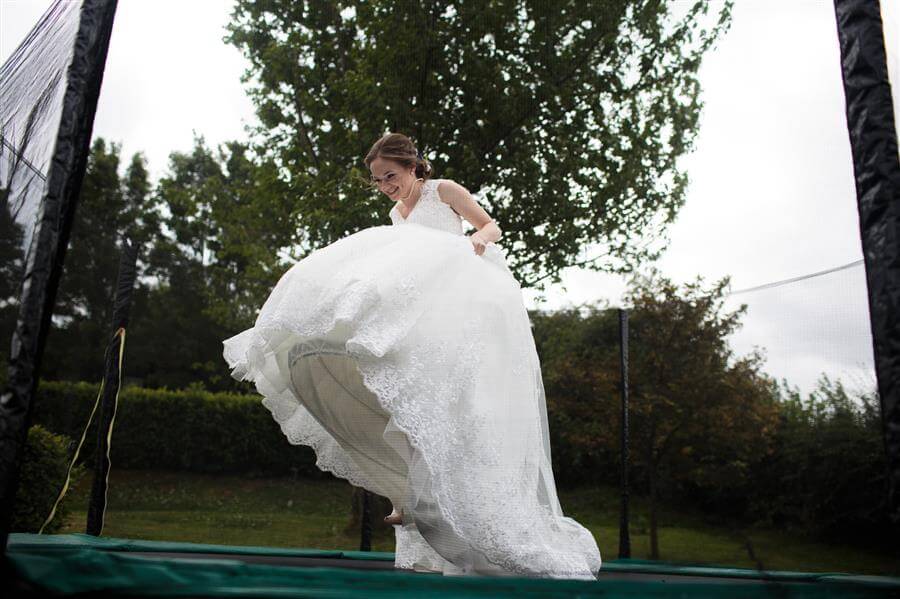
top-left (384, 507), bottom-right (404, 525)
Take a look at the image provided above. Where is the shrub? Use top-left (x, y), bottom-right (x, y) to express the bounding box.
top-left (11, 424), bottom-right (84, 534)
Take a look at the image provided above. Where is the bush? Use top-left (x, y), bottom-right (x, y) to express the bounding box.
top-left (30, 380), bottom-right (325, 478)
top-left (11, 424), bottom-right (84, 534)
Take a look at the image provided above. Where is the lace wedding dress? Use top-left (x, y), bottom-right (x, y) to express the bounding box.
top-left (222, 177), bottom-right (602, 579)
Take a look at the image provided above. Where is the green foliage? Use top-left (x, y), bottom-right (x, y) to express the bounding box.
top-left (530, 266), bottom-right (892, 545)
top-left (32, 135), bottom-right (292, 390)
top-left (747, 375), bottom-right (889, 545)
top-left (531, 301), bottom-right (622, 479)
top-left (224, 0), bottom-right (734, 291)
top-left (12, 1), bottom-right (735, 390)
top-left (30, 380), bottom-right (326, 479)
top-left (150, 135), bottom-right (296, 332)
top-left (28, 351), bottom-right (892, 545)
top-left (40, 139), bottom-right (155, 383)
top-left (11, 424), bottom-right (83, 534)
top-left (621, 267), bottom-right (780, 517)
top-left (533, 266), bottom-right (780, 501)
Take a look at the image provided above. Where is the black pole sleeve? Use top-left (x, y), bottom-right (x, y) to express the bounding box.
top-left (0, 0), bottom-right (118, 552)
top-left (833, 0), bottom-right (900, 524)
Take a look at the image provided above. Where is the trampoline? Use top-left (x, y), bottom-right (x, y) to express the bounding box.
top-left (6, 533), bottom-right (900, 598)
top-left (2, 0), bottom-right (900, 595)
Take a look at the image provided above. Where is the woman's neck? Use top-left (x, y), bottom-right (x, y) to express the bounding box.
top-left (399, 178), bottom-right (423, 205)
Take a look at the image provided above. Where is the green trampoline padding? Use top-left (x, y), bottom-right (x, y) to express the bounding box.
top-left (8, 531), bottom-right (391, 560)
top-left (6, 533), bottom-right (900, 598)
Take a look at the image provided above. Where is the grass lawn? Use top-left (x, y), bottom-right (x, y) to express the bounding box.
top-left (49, 468), bottom-right (900, 577)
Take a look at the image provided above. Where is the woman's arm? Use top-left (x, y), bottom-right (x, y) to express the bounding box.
top-left (436, 179), bottom-right (502, 244)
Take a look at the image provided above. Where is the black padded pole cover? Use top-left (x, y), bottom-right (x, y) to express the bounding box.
top-left (0, 0), bottom-right (118, 551)
top-left (833, 0), bottom-right (900, 523)
top-left (86, 236), bottom-right (138, 536)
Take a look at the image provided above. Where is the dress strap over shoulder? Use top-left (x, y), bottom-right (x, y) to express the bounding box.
top-left (390, 177), bottom-right (463, 235)
top-left (428, 178), bottom-right (449, 203)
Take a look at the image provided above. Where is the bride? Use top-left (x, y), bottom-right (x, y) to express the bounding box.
top-left (222, 132), bottom-right (602, 579)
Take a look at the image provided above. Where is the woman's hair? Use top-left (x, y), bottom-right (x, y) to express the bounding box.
top-left (362, 132), bottom-right (433, 192)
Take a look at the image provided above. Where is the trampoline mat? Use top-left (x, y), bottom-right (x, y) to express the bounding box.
top-left (5, 533), bottom-right (900, 598)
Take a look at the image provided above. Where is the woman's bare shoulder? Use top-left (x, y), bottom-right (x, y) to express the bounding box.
top-left (434, 178), bottom-right (466, 204)
top-left (434, 178), bottom-right (473, 218)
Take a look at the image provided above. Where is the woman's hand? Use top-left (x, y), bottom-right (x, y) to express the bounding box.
top-left (469, 232), bottom-right (490, 256)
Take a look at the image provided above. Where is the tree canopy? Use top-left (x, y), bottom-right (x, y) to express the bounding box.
top-left (225, 0), bottom-right (734, 291)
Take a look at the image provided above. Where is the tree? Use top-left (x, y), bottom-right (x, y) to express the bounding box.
top-left (622, 267), bottom-right (779, 559)
top-left (530, 303), bottom-right (623, 482)
top-left (532, 265), bottom-right (780, 559)
top-left (750, 374), bottom-right (890, 545)
top-left (124, 135), bottom-right (293, 390)
top-left (41, 139), bottom-right (153, 382)
top-left (224, 0), bottom-right (733, 292)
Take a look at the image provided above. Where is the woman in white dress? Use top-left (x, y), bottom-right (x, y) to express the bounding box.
top-left (222, 133), bottom-right (602, 579)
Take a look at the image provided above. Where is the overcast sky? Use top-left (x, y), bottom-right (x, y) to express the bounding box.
top-left (2, 0), bottom-right (898, 398)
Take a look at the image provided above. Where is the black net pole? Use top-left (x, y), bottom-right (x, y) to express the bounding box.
top-left (86, 236), bottom-right (139, 536)
top-left (360, 489), bottom-right (372, 551)
top-left (0, 0), bottom-right (118, 553)
top-left (832, 0), bottom-right (900, 524)
top-left (618, 308), bottom-right (631, 558)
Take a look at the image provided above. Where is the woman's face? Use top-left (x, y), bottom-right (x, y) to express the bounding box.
top-left (370, 156), bottom-right (415, 200)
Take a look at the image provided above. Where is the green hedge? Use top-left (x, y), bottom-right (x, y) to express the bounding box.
top-left (27, 379), bottom-right (895, 547)
top-left (30, 380), bottom-right (328, 479)
top-left (12, 424), bottom-right (82, 534)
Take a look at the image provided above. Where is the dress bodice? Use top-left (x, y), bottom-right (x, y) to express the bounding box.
top-left (389, 178), bottom-right (464, 236)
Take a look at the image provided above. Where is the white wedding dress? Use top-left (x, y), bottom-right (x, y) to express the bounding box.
top-left (222, 177), bottom-right (602, 579)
